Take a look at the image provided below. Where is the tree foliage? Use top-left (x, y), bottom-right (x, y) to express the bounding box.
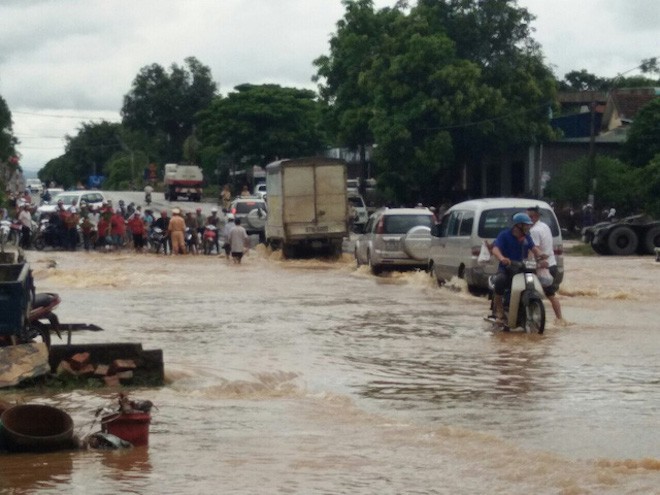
top-left (314, 0), bottom-right (557, 205)
top-left (121, 56), bottom-right (217, 164)
top-left (0, 95), bottom-right (17, 163)
top-left (544, 156), bottom-right (642, 212)
top-left (624, 97), bottom-right (660, 168)
top-left (197, 84), bottom-right (326, 177)
top-left (38, 121), bottom-right (123, 188)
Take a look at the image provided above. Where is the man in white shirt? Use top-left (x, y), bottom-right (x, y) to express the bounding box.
top-left (18, 204), bottom-right (33, 249)
top-left (527, 206), bottom-right (565, 325)
top-left (228, 217), bottom-right (249, 263)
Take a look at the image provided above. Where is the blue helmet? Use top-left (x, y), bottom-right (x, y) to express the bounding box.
top-left (512, 212), bottom-right (533, 225)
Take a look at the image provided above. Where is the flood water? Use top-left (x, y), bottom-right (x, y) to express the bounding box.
top-left (1, 246), bottom-right (658, 494)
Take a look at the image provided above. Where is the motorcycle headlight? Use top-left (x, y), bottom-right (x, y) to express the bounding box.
top-left (523, 259), bottom-right (537, 270)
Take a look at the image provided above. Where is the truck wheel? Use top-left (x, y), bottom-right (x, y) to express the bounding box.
top-left (606, 226), bottom-right (638, 256)
top-left (283, 244), bottom-right (296, 259)
top-left (591, 239), bottom-right (609, 255)
top-left (642, 226), bottom-right (660, 255)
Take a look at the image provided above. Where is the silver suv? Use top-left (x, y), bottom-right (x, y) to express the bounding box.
top-left (354, 207), bottom-right (435, 275)
top-left (230, 197), bottom-right (268, 243)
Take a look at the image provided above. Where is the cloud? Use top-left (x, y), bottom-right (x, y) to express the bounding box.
top-left (1, 0), bottom-right (657, 172)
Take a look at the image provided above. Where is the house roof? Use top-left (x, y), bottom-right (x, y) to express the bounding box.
top-left (609, 88), bottom-right (659, 120)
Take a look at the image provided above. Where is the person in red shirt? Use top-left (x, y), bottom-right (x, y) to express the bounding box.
top-left (110, 210), bottom-right (126, 250)
top-left (127, 211), bottom-right (146, 252)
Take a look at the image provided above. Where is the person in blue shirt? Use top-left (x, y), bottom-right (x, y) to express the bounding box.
top-left (490, 212), bottom-right (546, 323)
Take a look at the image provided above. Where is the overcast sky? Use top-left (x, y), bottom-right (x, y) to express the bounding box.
top-left (1, 0), bottom-right (658, 173)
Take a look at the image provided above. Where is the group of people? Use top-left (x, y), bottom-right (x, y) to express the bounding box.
top-left (4, 196), bottom-right (251, 262)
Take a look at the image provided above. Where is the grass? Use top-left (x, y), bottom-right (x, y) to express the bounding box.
top-left (565, 243), bottom-right (597, 256)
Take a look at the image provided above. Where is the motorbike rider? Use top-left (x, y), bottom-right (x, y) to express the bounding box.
top-left (490, 212), bottom-right (546, 325)
top-left (154, 210), bottom-right (171, 254)
top-left (18, 203), bottom-right (33, 249)
top-left (527, 206), bottom-right (565, 325)
top-left (144, 184), bottom-right (154, 205)
top-left (206, 207), bottom-right (222, 254)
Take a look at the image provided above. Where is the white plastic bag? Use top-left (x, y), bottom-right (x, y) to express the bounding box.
top-left (477, 241), bottom-right (491, 264)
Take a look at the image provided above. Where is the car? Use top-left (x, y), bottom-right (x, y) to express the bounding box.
top-left (25, 179), bottom-right (44, 195)
top-left (354, 207), bottom-right (436, 275)
top-left (428, 198), bottom-right (563, 292)
top-left (230, 197), bottom-right (268, 243)
top-left (253, 182), bottom-right (267, 199)
top-left (348, 193), bottom-right (368, 229)
top-left (37, 190), bottom-right (106, 216)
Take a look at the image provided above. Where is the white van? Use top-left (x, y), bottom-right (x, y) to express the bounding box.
top-left (428, 198), bottom-right (563, 292)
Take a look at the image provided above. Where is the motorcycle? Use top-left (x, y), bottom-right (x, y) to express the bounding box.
top-left (202, 225), bottom-right (217, 255)
top-left (149, 227), bottom-right (166, 254)
top-left (145, 191), bottom-right (152, 206)
top-left (487, 260), bottom-right (546, 334)
top-left (185, 227), bottom-right (197, 254)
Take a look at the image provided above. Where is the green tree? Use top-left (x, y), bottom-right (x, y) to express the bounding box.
top-left (545, 156), bottom-right (642, 213)
top-left (121, 57), bottom-right (217, 164)
top-left (314, 0), bottom-right (557, 205)
top-left (313, 0), bottom-right (391, 171)
top-left (0, 95), bottom-right (18, 162)
top-left (637, 154), bottom-right (660, 216)
top-left (197, 84), bottom-right (326, 178)
top-left (624, 97), bottom-right (660, 168)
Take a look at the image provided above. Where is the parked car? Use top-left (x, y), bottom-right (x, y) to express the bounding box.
top-left (428, 198), bottom-right (563, 292)
top-left (37, 190), bottom-right (106, 216)
top-left (354, 207), bottom-right (436, 275)
top-left (230, 197), bottom-right (268, 243)
top-left (348, 193), bottom-right (368, 229)
top-left (253, 182), bottom-right (267, 199)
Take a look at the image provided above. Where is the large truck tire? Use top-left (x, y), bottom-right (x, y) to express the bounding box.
top-left (642, 226), bottom-right (660, 255)
top-left (606, 226), bottom-right (638, 256)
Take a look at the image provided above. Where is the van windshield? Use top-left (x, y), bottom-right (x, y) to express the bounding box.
top-left (478, 208), bottom-right (560, 238)
top-left (383, 214), bottom-right (434, 234)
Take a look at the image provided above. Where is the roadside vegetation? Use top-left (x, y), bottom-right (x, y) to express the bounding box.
top-left (1, 0), bottom-right (659, 213)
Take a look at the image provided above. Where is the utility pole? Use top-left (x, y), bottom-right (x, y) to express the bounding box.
top-left (587, 97), bottom-right (597, 206)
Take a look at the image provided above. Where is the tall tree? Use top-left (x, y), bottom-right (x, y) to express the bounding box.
top-left (0, 95), bottom-right (17, 162)
top-left (624, 97), bottom-right (660, 168)
top-left (197, 84), bottom-right (326, 177)
top-left (313, 0), bottom-right (390, 165)
top-left (121, 57), bottom-right (217, 164)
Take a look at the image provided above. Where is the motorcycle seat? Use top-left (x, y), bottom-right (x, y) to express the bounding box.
top-left (33, 292), bottom-right (57, 309)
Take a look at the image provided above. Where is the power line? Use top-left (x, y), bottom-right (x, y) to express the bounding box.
top-left (12, 110), bottom-right (121, 121)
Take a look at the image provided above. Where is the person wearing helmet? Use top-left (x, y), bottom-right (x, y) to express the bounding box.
top-left (206, 207), bottom-right (221, 254)
top-left (490, 212), bottom-right (546, 324)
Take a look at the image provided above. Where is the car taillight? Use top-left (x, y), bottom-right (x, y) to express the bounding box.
top-left (554, 245), bottom-right (563, 255)
top-left (375, 218), bottom-right (384, 234)
top-left (231, 208), bottom-right (236, 214)
top-left (471, 246), bottom-right (481, 257)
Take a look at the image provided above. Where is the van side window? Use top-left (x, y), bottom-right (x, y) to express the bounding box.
top-left (459, 211), bottom-right (474, 236)
top-left (447, 211), bottom-right (461, 237)
top-left (436, 214), bottom-right (450, 237)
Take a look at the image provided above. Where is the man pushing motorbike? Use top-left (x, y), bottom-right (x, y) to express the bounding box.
top-left (490, 212), bottom-right (546, 326)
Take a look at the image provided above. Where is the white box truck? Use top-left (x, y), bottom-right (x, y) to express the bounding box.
top-left (265, 157), bottom-right (348, 258)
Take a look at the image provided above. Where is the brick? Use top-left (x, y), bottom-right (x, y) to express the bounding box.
top-left (94, 364), bottom-right (110, 376)
top-left (104, 375), bottom-right (120, 387)
top-left (116, 370), bottom-right (134, 381)
top-left (57, 360), bottom-right (77, 376)
top-left (111, 359), bottom-right (137, 373)
top-left (78, 364), bottom-right (95, 376)
top-left (69, 352), bottom-right (91, 370)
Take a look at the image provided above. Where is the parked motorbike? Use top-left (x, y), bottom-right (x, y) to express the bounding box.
top-left (202, 225), bottom-right (217, 255)
top-left (185, 227), bottom-right (197, 254)
top-left (149, 227), bottom-right (166, 254)
top-left (487, 260), bottom-right (546, 334)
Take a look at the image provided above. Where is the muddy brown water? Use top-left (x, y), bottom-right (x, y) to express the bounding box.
top-left (1, 247), bottom-right (658, 494)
